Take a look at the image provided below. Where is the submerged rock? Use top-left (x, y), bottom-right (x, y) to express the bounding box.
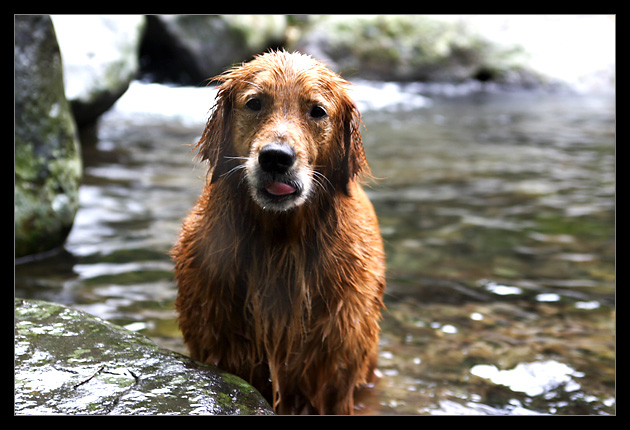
top-left (14, 299), bottom-right (274, 415)
top-left (14, 15), bottom-right (82, 259)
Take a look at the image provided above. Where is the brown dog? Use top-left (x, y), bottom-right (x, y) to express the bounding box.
top-left (171, 50), bottom-right (386, 414)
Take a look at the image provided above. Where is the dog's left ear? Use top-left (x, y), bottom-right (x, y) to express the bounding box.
top-left (195, 76), bottom-right (238, 184)
top-left (333, 99), bottom-right (369, 195)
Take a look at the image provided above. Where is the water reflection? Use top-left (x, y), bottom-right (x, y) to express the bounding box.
top-left (356, 88), bottom-right (614, 415)
top-left (15, 82), bottom-right (615, 415)
top-left (470, 361), bottom-right (584, 397)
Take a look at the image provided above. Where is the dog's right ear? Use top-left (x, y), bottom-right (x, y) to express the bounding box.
top-left (328, 95), bottom-right (370, 196)
top-left (195, 76), bottom-right (235, 184)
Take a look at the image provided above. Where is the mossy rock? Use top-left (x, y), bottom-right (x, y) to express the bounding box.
top-left (14, 298), bottom-right (274, 415)
top-left (14, 15), bottom-right (82, 258)
top-left (293, 15), bottom-right (531, 83)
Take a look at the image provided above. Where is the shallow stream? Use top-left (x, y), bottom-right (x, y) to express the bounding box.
top-left (15, 81), bottom-right (615, 415)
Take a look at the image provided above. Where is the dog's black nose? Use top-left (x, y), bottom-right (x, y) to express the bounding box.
top-left (258, 143), bottom-right (296, 174)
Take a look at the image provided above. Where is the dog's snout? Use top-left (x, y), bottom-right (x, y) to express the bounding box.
top-left (258, 143), bottom-right (296, 174)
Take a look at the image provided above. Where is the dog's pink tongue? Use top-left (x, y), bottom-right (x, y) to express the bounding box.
top-left (266, 181), bottom-right (296, 196)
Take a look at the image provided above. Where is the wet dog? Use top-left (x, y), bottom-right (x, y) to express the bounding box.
top-left (172, 50), bottom-right (386, 414)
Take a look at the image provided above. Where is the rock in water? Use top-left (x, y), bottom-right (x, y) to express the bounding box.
top-left (139, 15), bottom-right (287, 85)
top-left (14, 15), bottom-right (82, 259)
top-left (14, 299), bottom-right (274, 415)
top-left (51, 15), bottom-right (146, 126)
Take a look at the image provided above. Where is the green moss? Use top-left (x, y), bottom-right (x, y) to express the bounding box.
top-left (69, 348), bottom-right (93, 360)
top-left (14, 298), bottom-right (64, 321)
top-left (219, 372), bottom-right (256, 394)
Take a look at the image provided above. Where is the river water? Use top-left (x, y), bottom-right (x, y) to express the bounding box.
top-left (15, 81), bottom-right (615, 415)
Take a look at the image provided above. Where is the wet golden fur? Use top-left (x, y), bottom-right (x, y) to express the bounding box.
top-left (171, 51), bottom-right (386, 414)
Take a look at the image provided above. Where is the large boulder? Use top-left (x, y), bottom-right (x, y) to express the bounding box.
top-left (292, 15), bottom-right (535, 84)
top-left (51, 15), bottom-right (146, 126)
top-left (139, 15), bottom-right (287, 84)
top-left (14, 15), bottom-right (82, 259)
top-left (14, 298), bottom-right (274, 415)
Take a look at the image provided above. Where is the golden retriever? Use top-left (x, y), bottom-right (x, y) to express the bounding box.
top-left (172, 50), bottom-right (386, 414)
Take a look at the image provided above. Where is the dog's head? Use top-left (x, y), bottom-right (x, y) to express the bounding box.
top-left (197, 50), bottom-right (368, 212)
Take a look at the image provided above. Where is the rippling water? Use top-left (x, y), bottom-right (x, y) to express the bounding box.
top-left (15, 81), bottom-right (615, 415)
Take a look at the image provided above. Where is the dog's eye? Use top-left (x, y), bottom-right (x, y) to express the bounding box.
top-left (245, 98), bottom-right (262, 111)
top-left (309, 105), bottom-right (327, 119)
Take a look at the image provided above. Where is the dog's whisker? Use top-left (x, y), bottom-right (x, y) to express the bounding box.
top-left (312, 179), bottom-right (329, 197)
top-left (311, 177), bottom-right (328, 196)
top-left (220, 163), bottom-right (247, 180)
top-left (309, 169), bottom-right (333, 195)
top-left (219, 156), bottom-right (249, 180)
top-left (312, 170), bottom-right (333, 188)
top-left (224, 156), bottom-right (250, 161)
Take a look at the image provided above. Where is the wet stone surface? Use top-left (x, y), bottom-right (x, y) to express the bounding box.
top-left (14, 298), bottom-right (273, 415)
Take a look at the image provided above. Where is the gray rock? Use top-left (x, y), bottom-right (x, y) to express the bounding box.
top-left (14, 15), bottom-right (82, 259)
top-left (292, 15), bottom-right (538, 85)
top-left (140, 15), bottom-right (287, 85)
top-left (51, 15), bottom-right (146, 126)
top-left (14, 298), bottom-right (274, 415)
